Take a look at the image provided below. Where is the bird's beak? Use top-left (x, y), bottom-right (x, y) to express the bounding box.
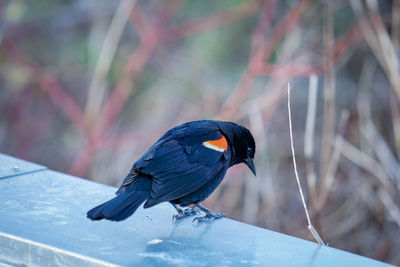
top-left (244, 158), bottom-right (256, 176)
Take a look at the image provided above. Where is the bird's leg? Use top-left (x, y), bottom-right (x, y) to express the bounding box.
top-left (170, 203), bottom-right (199, 221)
top-left (193, 203), bottom-right (225, 223)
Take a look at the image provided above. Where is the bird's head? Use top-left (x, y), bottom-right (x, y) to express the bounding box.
top-left (216, 121), bottom-right (256, 176)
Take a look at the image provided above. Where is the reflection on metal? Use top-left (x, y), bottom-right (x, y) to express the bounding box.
top-left (0, 153), bottom-right (393, 266)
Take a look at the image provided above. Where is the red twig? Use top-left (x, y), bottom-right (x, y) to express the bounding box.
top-left (96, 1), bottom-right (184, 140)
top-left (218, 0), bottom-right (310, 120)
top-left (70, 36), bottom-right (159, 175)
top-left (70, 1), bottom-right (182, 176)
top-left (160, 1), bottom-right (259, 42)
top-left (259, 23), bottom-right (360, 77)
top-left (261, 0), bottom-right (311, 63)
top-left (6, 42), bottom-right (86, 133)
top-left (95, 38), bottom-right (158, 139)
top-left (39, 73), bottom-right (87, 133)
top-left (251, 0), bottom-right (277, 56)
top-left (153, 0), bottom-right (184, 26)
top-left (96, 0), bottom-right (261, 141)
top-left (130, 6), bottom-right (151, 39)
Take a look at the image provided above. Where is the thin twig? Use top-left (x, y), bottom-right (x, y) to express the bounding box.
top-left (218, 0), bottom-right (310, 120)
top-left (350, 1), bottom-right (382, 65)
top-left (390, 0), bottom-right (400, 158)
top-left (318, 183), bottom-right (369, 239)
top-left (366, 0), bottom-right (400, 94)
top-left (215, 1), bottom-right (273, 120)
top-left (352, 0), bottom-right (400, 101)
top-left (390, 88), bottom-right (400, 159)
top-left (392, 0), bottom-right (400, 50)
top-left (85, 0), bottom-right (136, 122)
top-left (320, 1), bottom-right (336, 184)
top-left (160, 0), bottom-right (259, 42)
top-left (259, 23), bottom-right (360, 78)
top-left (304, 74), bottom-right (318, 203)
top-left (244, 102), bottom-right (266, 223)
top-left (316, 110), bottom-right (349, 211)
top-left (339, 137), bottom-right (400, 228)
top-left (339, 136), bottom-right (390, 189)
top-left (70, 1), bottom-right (172, 176)
top-left (362, 121), bottom-right (400, 191)
top-left (288, 83), bottom-right (325, 245)
top-left (356, 59), bottom-right (400, 190)
top-left (6, 43), bottom-right (86, 134)
top-left (378, 189), bottom-right (400, 228)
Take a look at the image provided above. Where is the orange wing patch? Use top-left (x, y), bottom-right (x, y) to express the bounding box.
top-left (202, 135), bottom-right (228, 152)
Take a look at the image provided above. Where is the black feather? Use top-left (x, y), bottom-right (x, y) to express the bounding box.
top-left (87, 176), bottom-right (151, 221)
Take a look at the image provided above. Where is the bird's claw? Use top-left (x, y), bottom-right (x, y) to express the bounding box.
top-left (172, 207), bottom-right (200, 221)
top-left (192, 213), bottom-right (225, 223)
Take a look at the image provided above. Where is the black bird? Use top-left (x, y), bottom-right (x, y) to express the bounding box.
top-left (87, 120), bottom-right (256, 222)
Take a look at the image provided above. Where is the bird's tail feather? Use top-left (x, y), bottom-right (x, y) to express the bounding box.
top-left (87, 176), bottom-right (151, 221)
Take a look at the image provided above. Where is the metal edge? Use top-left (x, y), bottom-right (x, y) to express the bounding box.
top-left (0, 231), bottom-right (120, 267)
top-left (0, 168), bottom-right (48, 181)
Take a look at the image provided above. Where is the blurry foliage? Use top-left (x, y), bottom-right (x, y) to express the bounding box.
top-left (1, 0), bottom-right (400, 265)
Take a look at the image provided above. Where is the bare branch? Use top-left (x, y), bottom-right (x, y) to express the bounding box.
top-left (378, 189), bottom-right (400, 228)
top-left (85, 0), bottom-right (136, 122)
top-left (304, 74), bottom-right (318, 202)
top-left (320, 1), bottom-right (336, 184)
top-left (316, 110), bottom-right (350, 211)
top-left (288, 83), bottom-right (325, 245)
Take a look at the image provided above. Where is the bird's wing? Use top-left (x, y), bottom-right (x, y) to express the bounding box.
top-left (115, 172), bottom-right (137, 195)
top-left (116, 121), bottom-right (223, 195)
top-left (134, 122), bottom-right (231, 206)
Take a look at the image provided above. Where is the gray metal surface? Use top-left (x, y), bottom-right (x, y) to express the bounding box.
top-left (0, 153), bottom-right (46, 180)
top-left (0, 154), bottom-right (393, 267)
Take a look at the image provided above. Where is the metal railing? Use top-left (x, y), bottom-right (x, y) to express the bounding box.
top-left (0, 153), bottom-right (392, 266)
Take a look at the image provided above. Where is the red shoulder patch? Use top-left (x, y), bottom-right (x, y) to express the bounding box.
top-left (202, 135), bottom-right (228, 152)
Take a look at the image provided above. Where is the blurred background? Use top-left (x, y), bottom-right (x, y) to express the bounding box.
top-left (1, 0), bottom-right (400, 265)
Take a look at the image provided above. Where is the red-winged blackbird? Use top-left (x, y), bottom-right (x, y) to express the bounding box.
top-left (87, 120), bottom-right (256, 222)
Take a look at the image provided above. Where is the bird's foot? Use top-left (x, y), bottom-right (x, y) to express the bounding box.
top-left (172, 207), bottom-right (200, 221)
top-left (193, 212), bottom-right (225, 223)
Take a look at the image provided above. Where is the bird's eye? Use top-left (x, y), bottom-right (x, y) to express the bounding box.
top-left (247, 147), bottom-right (252, 156)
